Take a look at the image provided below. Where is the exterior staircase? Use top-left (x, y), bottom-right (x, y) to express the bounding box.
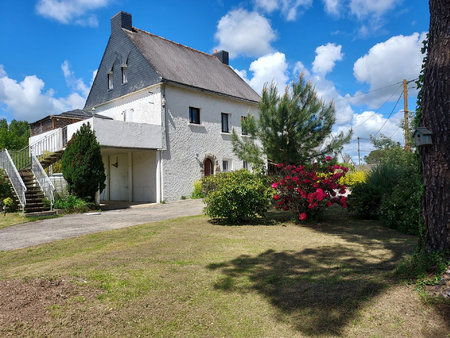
top-left (0, 127), bottom-right (66, 215)
top-left (38, 149), bottom-right (65, 169)
top-left (19, 169), bottom-right (51, 214)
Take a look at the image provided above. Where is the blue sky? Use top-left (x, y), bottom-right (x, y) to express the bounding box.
top-left (0, 0), bottom-right (429, 162)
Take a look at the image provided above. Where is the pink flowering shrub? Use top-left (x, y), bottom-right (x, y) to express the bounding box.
top-left (271, 157), bottom-right (349, 222)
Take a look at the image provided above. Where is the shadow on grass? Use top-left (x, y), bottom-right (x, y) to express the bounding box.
top-left (208, 209), bottom-right (295, 226)
top-left (207, 207), bottom-right (419, 336)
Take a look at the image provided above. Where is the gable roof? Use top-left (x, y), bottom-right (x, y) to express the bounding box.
top-left (123, 28), bottom-right (260, 103)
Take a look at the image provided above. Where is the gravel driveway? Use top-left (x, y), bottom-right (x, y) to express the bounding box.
top-left (0, 199), bottom-right (204, 251)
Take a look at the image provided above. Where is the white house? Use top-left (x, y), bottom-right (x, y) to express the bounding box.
top-left (28, 11), bottom-right (260, 203)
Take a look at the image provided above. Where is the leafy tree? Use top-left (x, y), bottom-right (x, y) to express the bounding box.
top-left (232, 75), bottom-right (351, 168)
top-left (61, 123), bottom-right (106, 202)
top-left (0, 119), bottom-right (30, 150)
top-left (364, 134), bottom-right (401, 165)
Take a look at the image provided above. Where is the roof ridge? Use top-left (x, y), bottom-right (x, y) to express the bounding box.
top-left (133, 27), bottom-right (219, 60)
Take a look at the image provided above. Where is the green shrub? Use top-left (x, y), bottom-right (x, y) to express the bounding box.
top-left (54, 194), bottom-right (90, 213)
top-left (203, 170), bottom-right (272, 223)
top-left (379, 170), bottom-right (422, 235)
top-left (0, 170), bottom-right (18, 212)
top-left (62, 123), bottom-right (106, 202)
top-left (347, 163), bottom-right (400, 219)
top-left (191, 180), bottom-right (204, 199)
top-left (347, 150), bottom-right (422, 235)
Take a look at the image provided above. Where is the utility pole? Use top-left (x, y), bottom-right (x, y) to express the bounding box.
top-left (357, 137), bottom-right (361, 165)
top-left (403, 79), bottom-right (410, 151)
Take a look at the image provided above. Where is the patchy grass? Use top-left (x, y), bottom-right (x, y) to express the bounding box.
top-left (0, 208), bottom-right (448, 336)
top-left (0, 212), bottom-right (28, 229)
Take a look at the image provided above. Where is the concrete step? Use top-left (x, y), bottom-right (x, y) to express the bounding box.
top-left (25, 210), bottom-right (56, 218)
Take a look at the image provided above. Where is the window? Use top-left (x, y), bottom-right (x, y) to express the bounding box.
top-left (222, 160), bottom-right (229, 172)
top-left (241, 116), bottom-right (248, 135)
top-left (189, 107), bottom-right (200, 124)
top-left (243, 161), bottom-right (248, 170)
top-left (221, 113), bottom-right (230, 133)
top-left (107, 71), bottom-right (113, 90)
top-left (121, 64), bottom-right (128, 84)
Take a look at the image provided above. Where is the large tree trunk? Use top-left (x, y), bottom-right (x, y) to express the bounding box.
top-left (419, 0), bottom-right (450, 253)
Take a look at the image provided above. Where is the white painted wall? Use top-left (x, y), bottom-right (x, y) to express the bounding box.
top-left (132, 150), bottom-right (157, 202)
top-left (162, 84), bottom-right (259, 201)
top-left (93, 85), bottom-right (163, 125)
top-left (67, 117), bottom-right (162, 150)
top-left (100, 150), bottom-right (157, 202)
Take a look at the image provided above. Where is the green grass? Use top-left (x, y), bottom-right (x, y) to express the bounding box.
top-left (0, 208), bottom-right (448, 337)
top-left (0, 212), bottom-right (28, 229)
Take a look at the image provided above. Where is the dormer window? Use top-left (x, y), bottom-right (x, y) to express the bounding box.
top-left (121, 63), bottom-right (128, 84)
top-left (108, 70), bottom-right (113, 90)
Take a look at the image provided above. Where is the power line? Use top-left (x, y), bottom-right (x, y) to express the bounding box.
top-left (374, 91), bottom-right (403, 137)
top-left (355, 84), bottom-right (403, 126)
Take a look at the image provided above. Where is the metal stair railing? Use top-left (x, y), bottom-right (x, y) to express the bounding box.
top-left (30, 126), bottom-right (67, 157)
top-left (10, 126), bottom-right (68, 170)
top-left (31, 154), bottom-right (55, 211)
top-left (0, 150), bottom-right (27, 214)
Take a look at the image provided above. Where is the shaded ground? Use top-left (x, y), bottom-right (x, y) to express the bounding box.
top-left (0, 207), bottom-right (448, 336)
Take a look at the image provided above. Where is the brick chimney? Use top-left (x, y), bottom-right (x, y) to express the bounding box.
top-left (213, 50), bottom-right (229, 65)
top-left (111, 11), bottom-right (132, 33)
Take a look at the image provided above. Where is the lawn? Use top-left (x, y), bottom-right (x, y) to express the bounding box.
top-left (0, 212), bottom-right (28, 229)
top-left (0, 208), bottom-right (448, 336)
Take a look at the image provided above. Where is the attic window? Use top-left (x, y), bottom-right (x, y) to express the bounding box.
top-left (121, 64), bottom-right (128, 84)
top-left (108, 71), bottom-right (113, 90)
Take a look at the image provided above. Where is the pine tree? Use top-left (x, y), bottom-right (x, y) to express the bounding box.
top-left (232, 74), bottom-right (351, 168)
top-left (62, 123), bottom-right (106, 202)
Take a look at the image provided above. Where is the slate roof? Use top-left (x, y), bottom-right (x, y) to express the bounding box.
top-left (30, 109), bottom-right (112, 125)
top-left (124, 28), bottom-right (260, 103)
top-left (58, 109), bottom-right (112, 120)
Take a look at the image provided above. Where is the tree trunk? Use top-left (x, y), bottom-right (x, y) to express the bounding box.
top-left (419, 0), bottom-right (450, 253)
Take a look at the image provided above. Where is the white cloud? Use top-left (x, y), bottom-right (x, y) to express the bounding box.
top-left (62, 60), bottom-right (90, 97)
top-left (0, 64), bottom-right (87, 121)
top-left (254, 0), bottom-right (313, 21)
top-left (247, 52), bottom-right (289, 94)
top-left (35, 0), bottom-right (110, 27)
top-left (214, 9), bottom-right (276, 58)
top-left (352, 32), bottom-right (426, 108)
top-left (312, 43), bottom-right (343, 75)
top-left (323, 0), bottom-right (341, 16)
top-left (349, 0), bottom-right (400, 19)
top-left (336, 110), bottom-right (404, 163)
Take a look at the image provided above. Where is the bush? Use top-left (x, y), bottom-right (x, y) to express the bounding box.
top-left (191, 180), bottom-right (204, 199)
top-left (62, 123), bottom-right (106, 202)
top-left (338, 169), bottom-right (367, 188)
top-left (203, 170), bottom-right (272, 223)
top-left (271, 157), bottom-right (349, 222)
top-left (0, 170), bottom-right (18, 212)
top-left (347, 150), bottom-right (422, 235)
top-left (54, 194), bottom-right (90, 213)
top-left (347, 163), bottom-right (400, 219)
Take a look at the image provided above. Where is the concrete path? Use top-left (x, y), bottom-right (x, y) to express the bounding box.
top-left (0, 199), bottom-right (204, 251)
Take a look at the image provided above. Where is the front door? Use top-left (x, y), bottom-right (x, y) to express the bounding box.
top-left (109, 154), bottom-right (129, 200)
top-left (204, 158), bottom-right (213, 176)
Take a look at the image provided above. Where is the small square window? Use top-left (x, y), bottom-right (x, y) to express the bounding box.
top-left (241, 116), bottom-right (248, 135)
top-left (221, 113), bottom-right (230, 133)
top-left (223, 160), bottom-right (229, 172)
top-left (189, 107), bottom-right (200, 124)
top-left (108, 72), bottom-right (113, 90)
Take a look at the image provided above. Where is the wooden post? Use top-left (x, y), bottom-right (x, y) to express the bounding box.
top-left (403, 79), bottom-right (410, 151)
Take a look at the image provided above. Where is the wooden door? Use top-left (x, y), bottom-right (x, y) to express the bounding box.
top-left (204, 158), bottom-right (213, 176)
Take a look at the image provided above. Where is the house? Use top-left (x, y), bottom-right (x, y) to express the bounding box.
top-left (28, 11), bottom-right (260, 203)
